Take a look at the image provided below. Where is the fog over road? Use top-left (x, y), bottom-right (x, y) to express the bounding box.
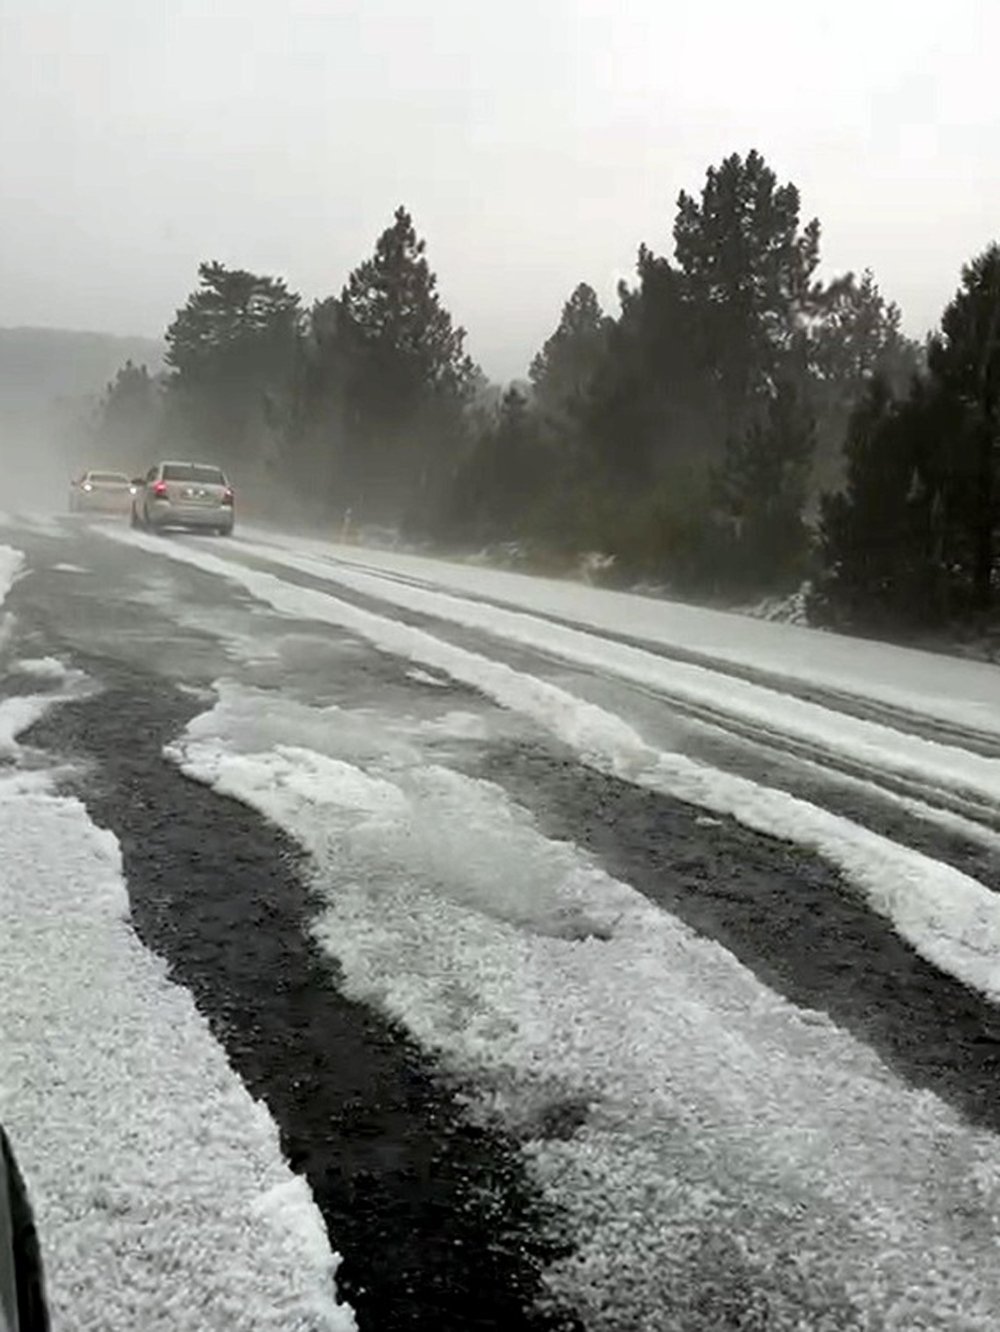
top-left (3, 512), bottom-right (1000, 1330)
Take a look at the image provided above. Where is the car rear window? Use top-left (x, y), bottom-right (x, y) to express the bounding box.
top-left (162, 464), bottom-right (227, 485)
top-left (89, 471), bottom-right (130, 483)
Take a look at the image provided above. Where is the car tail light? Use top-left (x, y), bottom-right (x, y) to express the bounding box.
top-left (222, 487), bottom-right (234, 506)
top-left (152, 480), bottom-right (168, 498)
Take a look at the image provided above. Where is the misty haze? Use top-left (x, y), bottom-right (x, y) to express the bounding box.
top-left (3, 3), bottom-right (1000, 1331)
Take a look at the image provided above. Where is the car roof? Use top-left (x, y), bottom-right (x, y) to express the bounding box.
top-left (159, 460), bottom-right (227, 470)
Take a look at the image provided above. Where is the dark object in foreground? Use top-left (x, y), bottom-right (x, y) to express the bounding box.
top-left (0, 1126), bottom-right (50, 1332)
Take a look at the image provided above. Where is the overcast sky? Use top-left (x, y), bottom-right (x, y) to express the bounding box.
top-left (2, 0), bottom-right (998, 380)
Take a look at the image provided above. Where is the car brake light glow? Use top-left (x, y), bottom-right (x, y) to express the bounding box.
top-left (152, 480), bottom-right (169, 498)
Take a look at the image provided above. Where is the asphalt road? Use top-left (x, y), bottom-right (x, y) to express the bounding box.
top-left (5, 514), bottom-right (1000, 1331)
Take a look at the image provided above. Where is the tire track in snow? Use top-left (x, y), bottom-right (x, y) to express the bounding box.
top-left (172, 534), bottom-right (1000, 852)
top-left (97, 530), bottom-right (1000, 1009)
top-left (19, 651), bottom-right (581, 1331)
top-left (54, 529), bottom-right (1000, 1142)
top-left (241, 530), bottom-right (1000, 756)
top-left (466, 738), bottom-right (1000, 1139)
top-left (198, 537), bottom-right (1000, 832)
top-left (21, 521), bottom-right (1000, 1327)
top-left (166, 681), bottom-right (1000, 1331)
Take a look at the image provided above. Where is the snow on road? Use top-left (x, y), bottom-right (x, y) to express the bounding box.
top-left (242, 527), bottom-right (1000, 737)
top-left (0, 776), bottom-right (351, 1331)
top-left (10, 656), bottom-right (75, 682)
top-left (0, 551), bottom-right (354, 1330)
top-left (0, 544), bottom-right (23, 599)
top-left (0, 694), bottom-right (62, 759)
top-left (13, 515), bottom-right (1000, 1324)
top-left (101, 528), bottom-right (1000, 1006)
top-left (169, 681), bottom-right (1000, 1329)
top-left (230, 536), bottom-right (1000, 819)
top-left (0, 513), bottom-right (70, 540)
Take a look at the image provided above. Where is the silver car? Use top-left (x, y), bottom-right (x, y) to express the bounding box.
top-left (131, 461), bottom-right (235, 535)
top-left (68, 469), bottom-right (133, 515)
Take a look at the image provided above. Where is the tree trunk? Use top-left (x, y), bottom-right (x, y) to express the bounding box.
top-left (972, 424), bottom-right (995, 612)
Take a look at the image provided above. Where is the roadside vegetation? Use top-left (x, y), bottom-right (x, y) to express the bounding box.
top-left (79, 150), bottom-right (1000, 644)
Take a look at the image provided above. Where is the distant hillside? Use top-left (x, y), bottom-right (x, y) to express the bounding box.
top-left (0, 326), bottom-right (164, 422)
top-left (0, 328), bottom-right (165, 502)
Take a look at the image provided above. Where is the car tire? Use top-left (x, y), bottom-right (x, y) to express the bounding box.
top-left (217, 524), bottom-right (233, 537)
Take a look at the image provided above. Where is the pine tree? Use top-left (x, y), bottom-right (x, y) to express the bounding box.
top-left (573, 151), bottom-right (823, 542)
top-left (164, 262), bottom-right (301, 473)
top-left (166, 263), bottom-right (301, 379)
top-left (928, 244), bottom-right (1000, 611)
top-left (445, 387), bottom-right (550, 547)
top-left (673, 149), bottom-right (821, 431)
top-left (340, 206), bottom-right (476, 525)
top-left (529, 283), bottom-right (610, 418)
top-left (810, 269), bottom-right (922, 493)
top-left (342, 206), bottom-right (474, 405)
top-left (812, 377), bottom-right (953, 629)
top-left (283, 297), bottom-right (357, 517)
top-left (95, 360), bottom-right (161, 469)
top-left (712, 380), bottom-right (816, 592)
top-left (606, 245), bottom-right (708, 478)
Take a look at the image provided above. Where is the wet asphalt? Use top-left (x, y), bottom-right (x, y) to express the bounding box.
top-left (5, 518), bottom-right (1000, 1330)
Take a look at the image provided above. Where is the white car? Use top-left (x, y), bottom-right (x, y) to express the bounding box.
top-left (131, 461), bottom-right (235, 535)
top-left (68, 469), bottom-right (133, 515)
